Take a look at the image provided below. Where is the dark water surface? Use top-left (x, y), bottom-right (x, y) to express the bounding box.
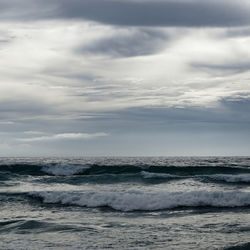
top-left (1, 157), bottom-right (250, 249)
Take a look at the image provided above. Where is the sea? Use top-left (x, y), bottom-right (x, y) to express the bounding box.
top-left (1, 157), bottom-right (250, 250)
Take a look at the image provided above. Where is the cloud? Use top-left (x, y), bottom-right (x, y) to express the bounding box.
top-left (78, 28), bottom-right (169, 57)
top-left (1, 97), bottom-right (250, 156)
top-left (0, 39), bottom-right (9, 43)
top-left (18, 132), bottom-right (108, 142)
top-left (0, 143), bottom-right (10, 150)
top-left (1, 0), bottom-right (250, 27)
top-left (102, 96), bottom-right (250, 132)
top-left (223, 27), bottom-right (250, 38)
top-left (51, 0), bottom-right (250, 27)
top-left (0, 121), bottom-right (14, 125)
top-left (23, 131), bottom-right (45, 135)
top-left (191, 61), bottom-right (250, 74)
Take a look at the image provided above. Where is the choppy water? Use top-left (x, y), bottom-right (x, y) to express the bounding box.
top-left (1, 157), bottom-right (250, 249)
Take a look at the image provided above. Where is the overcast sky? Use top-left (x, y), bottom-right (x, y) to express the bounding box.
top-left (0, 0), bottom-right (250, 156)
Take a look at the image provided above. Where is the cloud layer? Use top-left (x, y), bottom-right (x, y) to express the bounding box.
top-left (1, 0), bottom-right (250, 27)
top-left (0, 0), bottom-right (250, 156)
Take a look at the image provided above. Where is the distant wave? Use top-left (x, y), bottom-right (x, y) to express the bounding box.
top-left (29, 190), bottom-right (250, 211)
top-left (2, 163), bottom-right (250, 186)
top-left (140, 171), bottom-right (250, 183)
top-left (139, 172), bottom-right (250, 183)
top-left (1, 163), bottom-right (250, 177)
top-left (0, 164), bottom-right (45, 176)
top-left (0, 164), bottom-right (90, 176)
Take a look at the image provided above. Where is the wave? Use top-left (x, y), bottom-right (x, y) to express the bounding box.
top-left (2, 163), bottom-right (250, 186)
top-left (140, 171), bottom-right (178, 179)
top-left (140, 171), bottom-right (250, 184)
top-left (208, 174), bottom-right (250, 183)
top-left (29, 190), bottom-right (250, 211)
top-left (1, 163), bottom-right (250, 177)
top-left (0, 219), bottom-right (82, 234)
top-left (225, 242), bottom-right (250, 250)
top-left (0, 164), bottom-right (90, 176)
top-left (0, 164), bottom-right (45, 176)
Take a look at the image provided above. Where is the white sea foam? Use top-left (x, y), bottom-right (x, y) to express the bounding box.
top-left (41, 165), bottom-right (89, 176)
top-left (141, 171), bottom-right (177, 179)
top-left (208, 174), bottom-right (250, 183)
top-left (29, 190), bottom-right (250, 211)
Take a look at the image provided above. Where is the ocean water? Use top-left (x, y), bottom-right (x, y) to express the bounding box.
top-left (1, 157), bottom-right (250, 250)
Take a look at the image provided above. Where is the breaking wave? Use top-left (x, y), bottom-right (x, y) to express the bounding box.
top-left (29, 190), bottom-right (250, 212)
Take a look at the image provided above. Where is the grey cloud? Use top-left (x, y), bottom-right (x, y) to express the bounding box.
top-left (3, 96), bottom-right (250, 138)
top-left (70, 96), bottom-right (250, 134)
top-left (1, 95), bottom-right (249, 156)
top-left (0, 39), bottom-right (9, 43)
top-left (0, 30), bottom-right (15, 44)
top-left (0, 0), bottom-right (12, 10)
top-left (78, 28), bottom-right (169, 57)
top-left (0, 100), bottom-right (55, 116)
top-left (223, 27), bottom-right (250, 38)
top-left (55, 0), bottom-right (250, 27)
top-left (1, 0), bottom-right (250, 27)
top-left (191, 61), bottom-right (250, 74)
top-left (41, 68), bottom-right (97, 83)
top-left (220, 97), bottom-right (250, 114)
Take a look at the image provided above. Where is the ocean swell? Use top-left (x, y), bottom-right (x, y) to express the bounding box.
top-left (1, 163), bottom-right (250, 177)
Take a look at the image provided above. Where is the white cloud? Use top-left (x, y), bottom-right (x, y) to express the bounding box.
top-left (23, 131), bottom-right (45, 135)
top-left (0, 143), bottom-right (11, 150)
top-left (18, 132), bottom-right (108, 142)
top-left (0, 121), bottom-right (14, 125)
top-left (1, 20), bottom-right (250, 120)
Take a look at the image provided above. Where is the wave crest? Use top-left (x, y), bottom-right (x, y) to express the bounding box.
top-left (140, 171), bottom-right (178, 179)
top-left (41, 165), bottom-right (90, 176)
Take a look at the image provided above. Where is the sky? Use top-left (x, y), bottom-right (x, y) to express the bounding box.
top-left (0, 0), bottom-right (250, 156)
